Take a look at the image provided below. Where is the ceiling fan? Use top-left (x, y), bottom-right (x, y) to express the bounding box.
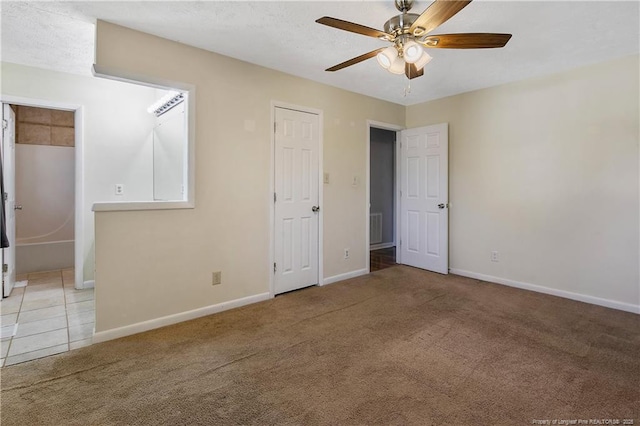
top-left (316, 0), bottom-right (512, 79)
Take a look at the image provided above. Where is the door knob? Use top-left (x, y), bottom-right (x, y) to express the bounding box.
top-left (312, 206), bottom-right (320, 213)
top-left (14, 205), bottom-right (22, 210)
top-left (438, 203), bottom-right (448, 209)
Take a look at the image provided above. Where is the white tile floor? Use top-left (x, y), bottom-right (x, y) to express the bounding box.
top-left (0, 269), bottom-right (94, 367)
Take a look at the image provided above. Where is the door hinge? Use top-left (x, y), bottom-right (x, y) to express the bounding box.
top-left (399, 190), bottom-right (402, 197)
top-left (3, 192), bottom-right (7, 201)
top-left (2, 120), bottom-right (7, 130)
top-left (273, 262), bottom-right (277, 273)
top-left (274, 192), bottom-right (277, 203)
top-left (274, 122), bottom-right (277, 133)
top-left (2, 264), bottom-right (7, 273)
top-left (399, 239), bottom-right (402, 246)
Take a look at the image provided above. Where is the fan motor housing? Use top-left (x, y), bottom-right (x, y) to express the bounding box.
top-left (384, 13), bottom-right (419, 36)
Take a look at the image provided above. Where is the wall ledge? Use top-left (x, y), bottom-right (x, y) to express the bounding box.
top-left (93, 292), bottom-right (270, 343)
top-left (322, 268), bottom-right (369, 286)
top-left (450, 268), bottom-right (640, 315)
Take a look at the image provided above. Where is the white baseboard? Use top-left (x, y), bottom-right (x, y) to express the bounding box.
top-left (78, 280), bottom-right (95, 290)
top-left (322, 268), bottom-right (368, 286)
top-left (449, 268), bottom-right (640, 315)
top-left (93, 292), bottom-right (270, 343)
top-left (370, 242), bottom-right (395, 251)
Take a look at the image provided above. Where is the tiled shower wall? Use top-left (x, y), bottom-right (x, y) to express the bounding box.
top-left (15, 106), bottom-right (74, 147)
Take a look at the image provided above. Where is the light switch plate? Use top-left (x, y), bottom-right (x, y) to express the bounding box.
top-left (324, 172), bottom-right (330, 184)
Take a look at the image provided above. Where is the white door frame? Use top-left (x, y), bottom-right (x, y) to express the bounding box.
top-left (0, 95), bottom-right (85, 290)
top-left (269, 101), bottom-right (324, 297)
top-left (2, 104), bottom-right (16, 297)
top-left (366, 120), bottom-right (404, 272)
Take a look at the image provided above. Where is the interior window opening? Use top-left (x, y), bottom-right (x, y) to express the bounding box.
top-left (90, 65), bottom-right (194, 210)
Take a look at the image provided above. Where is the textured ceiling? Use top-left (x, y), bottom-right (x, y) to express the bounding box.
top-left (1, 1), bottom-right (639, 106)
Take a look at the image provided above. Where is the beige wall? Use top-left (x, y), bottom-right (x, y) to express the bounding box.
top-left (407, 55), bottom-right (639, 307)
top-left (86, 21), bottom-right (639, 333)
top-left (93, 22), bottom-right (405, 332)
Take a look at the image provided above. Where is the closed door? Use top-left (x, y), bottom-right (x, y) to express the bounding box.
top-left (274, 107), bottom-right (320, 294)
top-left (399, 123), bottom-right (449, 274)
top-left (2, 104), bottom-right (16, 297)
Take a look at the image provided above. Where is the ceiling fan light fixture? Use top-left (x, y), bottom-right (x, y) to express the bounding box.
top-left (413, 50), bottom-right (433, 70)
top-left (376, 45), bottom-right (398, 69)
top-left (316, 1), bottom-right (513, 79)
top-left (388, 56), bottom-right (406, 74)
top-left (403, 40), bottom-right (423, 63)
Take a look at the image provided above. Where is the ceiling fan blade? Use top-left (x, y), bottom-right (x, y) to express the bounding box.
top-left (405, 63), bottom-right (425, 80)
top-left (409, 0), bottom-right (473, 36)
top-left (316, 17), bottom-right (391, 40)
top-left (421, 33), bottom-right (512, 48)
top-left (326, 48), bottom-right (387, 72)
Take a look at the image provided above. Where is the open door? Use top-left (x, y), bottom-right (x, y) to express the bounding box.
top-left (2, 104), bottom-right (16, 297)
top-left (399, 123), bottom-right (449, 274)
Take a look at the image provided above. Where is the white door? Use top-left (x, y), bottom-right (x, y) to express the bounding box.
top-left (274, 107), bottom-right (320, 294)
top-left (399, 123), bottom-right (449, 274)
top-left (2, 104), bottom-right (16, 297)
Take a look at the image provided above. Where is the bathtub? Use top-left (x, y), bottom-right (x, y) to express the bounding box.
top-left (16, 240), bottom-right (74, 275)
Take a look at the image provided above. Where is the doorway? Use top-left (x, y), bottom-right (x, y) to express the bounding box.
top-left (366, 121), bottom-right (450, 275)
top-left (272, 104), bottom-right (323, 295)
top-left (0, 102), bottom-right (94, 366)
top-left (13, 105), bottom-right (76, 282)
top-left (1, 97), bottom-right (84, 298)
top-left (369, 127), bottom-right (398, 272)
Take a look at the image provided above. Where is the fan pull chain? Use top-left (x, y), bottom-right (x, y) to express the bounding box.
top-left (403, 80), bottom-right (411, 97)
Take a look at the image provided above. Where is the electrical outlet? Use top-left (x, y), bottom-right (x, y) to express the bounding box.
top-left (212, 271), bottom-right (222, 286)
top-left (344, 248), bottom-right (350, 260)
top-left (491, 251), bottom-right (499, 262)
top-left (115, 184), bottom-right (124, 196)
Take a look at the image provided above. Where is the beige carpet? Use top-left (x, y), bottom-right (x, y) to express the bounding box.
top-left (1, 266), bottom-right (639, 425)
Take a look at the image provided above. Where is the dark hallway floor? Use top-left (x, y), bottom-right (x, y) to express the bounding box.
top-left (370, 246), bottom-right (396, 272)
